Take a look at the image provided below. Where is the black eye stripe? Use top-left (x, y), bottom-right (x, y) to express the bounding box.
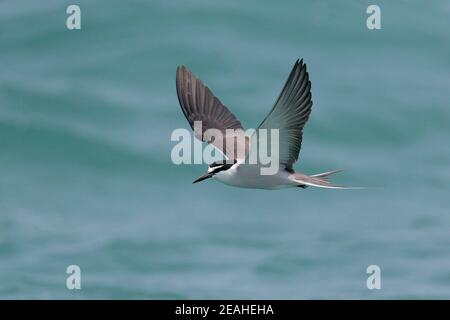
top-left (211, 164), bottom-right (234, 174)
top-left (209, 160), bottom-right (237, 169)
top-left (209, 161), bottom-right (223, 168)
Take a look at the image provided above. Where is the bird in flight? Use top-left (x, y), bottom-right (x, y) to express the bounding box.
top-left (176, 59), bottom-right (352, 190)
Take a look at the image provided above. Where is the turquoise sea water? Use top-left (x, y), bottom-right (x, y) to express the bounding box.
top-left (1, 0), bottom-right (450, 299)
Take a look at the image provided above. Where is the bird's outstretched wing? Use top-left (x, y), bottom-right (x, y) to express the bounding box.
top-left (257, 59), bottom-right (313, 170)
top-left (176, 66), bottom-right (247, 161)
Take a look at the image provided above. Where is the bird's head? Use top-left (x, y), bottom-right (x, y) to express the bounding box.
top-left (192, 160), bottom-right (236, 184)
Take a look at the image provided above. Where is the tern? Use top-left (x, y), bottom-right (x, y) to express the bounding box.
top-left (176, 59), bottom-right (352, 190)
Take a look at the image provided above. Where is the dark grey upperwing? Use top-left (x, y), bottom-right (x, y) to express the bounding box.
top-left (176, 66), bottom-right (247, 160)
top-left (257, 59), bottom-right (313, 170)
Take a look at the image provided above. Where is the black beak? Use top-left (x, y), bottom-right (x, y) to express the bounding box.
top-left (192, 172), bottom-right (213, 184)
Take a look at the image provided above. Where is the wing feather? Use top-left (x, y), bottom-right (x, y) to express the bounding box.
top-left (176, 66), bottom-right (246, 160)
top-left (257, 59), bottom-right (313, 169)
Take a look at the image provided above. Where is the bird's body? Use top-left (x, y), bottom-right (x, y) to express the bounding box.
top-left (212, 162), bottom-right (295, 190)
top-left (175, 59), bottom-right (354, 190)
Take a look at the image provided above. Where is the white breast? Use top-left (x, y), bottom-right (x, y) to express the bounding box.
top-left (213, 163), bottom-right (296, 189)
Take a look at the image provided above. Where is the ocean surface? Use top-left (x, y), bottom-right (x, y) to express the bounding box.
top-left (1, 0), bottom-right (450, 299)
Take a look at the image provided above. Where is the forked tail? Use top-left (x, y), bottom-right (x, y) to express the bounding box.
top-left (290, 170), bottom-right (362, 189)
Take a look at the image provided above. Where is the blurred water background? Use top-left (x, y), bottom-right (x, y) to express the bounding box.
top-left (0, 0), bottom-right (450, 299)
